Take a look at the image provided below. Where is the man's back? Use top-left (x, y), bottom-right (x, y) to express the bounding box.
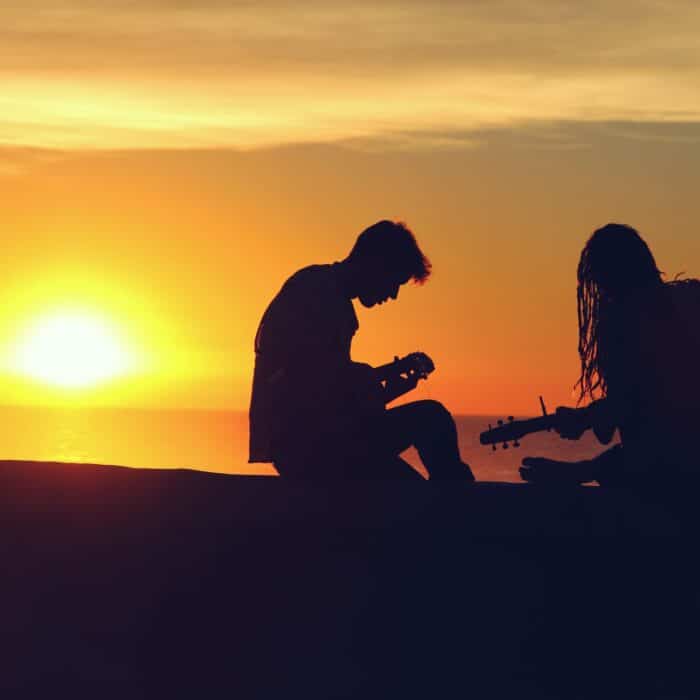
top-left (249, 264), bottom-right (358, 464)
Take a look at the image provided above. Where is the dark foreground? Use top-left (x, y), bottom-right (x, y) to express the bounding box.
top-left (2, 460), bottom-right (699, 699)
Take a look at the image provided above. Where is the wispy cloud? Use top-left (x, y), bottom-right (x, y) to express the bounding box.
top-left (3, 1), bottom-right (700, 149)
top-left (0, 146), bottom-right (65, 176)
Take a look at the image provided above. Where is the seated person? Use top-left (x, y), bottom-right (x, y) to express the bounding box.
top-left (520, 223), bottom-right (700, 487)
top-left (248, 220), bottom-right (474, 482)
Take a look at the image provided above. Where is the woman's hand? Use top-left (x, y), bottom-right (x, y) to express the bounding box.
top-left (553, 405), bottom-right (591, 440)
top-left (519, 456), bottom-right (596, 485)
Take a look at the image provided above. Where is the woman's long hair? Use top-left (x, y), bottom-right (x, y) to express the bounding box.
top-left (576, 223), bottom-right (663, 403)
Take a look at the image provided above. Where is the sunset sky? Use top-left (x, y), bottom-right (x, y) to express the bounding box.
top-left (2, 1), bottom-right (700, 415)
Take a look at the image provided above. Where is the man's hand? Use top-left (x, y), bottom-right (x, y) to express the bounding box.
top-left (383, 374), bottom-right (419, 405)
top-left (403, 351), bottom-right (435, 380)
top-left (553, 405), bottom-right (591, 440)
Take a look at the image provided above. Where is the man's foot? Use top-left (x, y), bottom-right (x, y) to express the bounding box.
top-left (429, 461), bottom-right (476, 483)
top-left (462, 461), bottom-right (476, 483)
top-left (519, 456), bottom-right (595, 485)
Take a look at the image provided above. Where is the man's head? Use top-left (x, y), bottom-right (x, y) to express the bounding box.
top-left (347, 220), bottom-right (431, 307)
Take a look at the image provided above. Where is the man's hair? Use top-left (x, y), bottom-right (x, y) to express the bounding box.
top-left (349, 220), bottom-right (431, 283)
top-left (576, 223), bottom-right (663, 402)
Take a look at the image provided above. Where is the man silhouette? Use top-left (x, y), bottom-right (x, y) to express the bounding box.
top-left (249, 220), bottom-right (474, 482)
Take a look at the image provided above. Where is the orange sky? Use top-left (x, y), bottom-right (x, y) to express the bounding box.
top-left (1, 2), bottom-right (700, 415)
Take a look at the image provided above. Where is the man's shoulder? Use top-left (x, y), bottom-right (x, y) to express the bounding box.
top-left (282, 264), bottom-right (341, 296)
top-left (287, 264), bottom-right (333, 284)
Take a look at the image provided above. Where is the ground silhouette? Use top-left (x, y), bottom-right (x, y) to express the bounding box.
top-left (3, 459), bottom-right (700, 699)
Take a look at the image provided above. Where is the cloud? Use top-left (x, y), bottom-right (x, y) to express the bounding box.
top-left (0, 146), bottom-right (66, 176)
top-left (2, 1), bottom-right (700, 149)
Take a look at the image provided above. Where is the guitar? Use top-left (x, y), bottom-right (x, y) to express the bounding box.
top-left (479, 414), bottom-right (558, 451)
top-left (350, 352), bottom-right (435, 416)
top-left (480, 396), bottom-right (567, 450)
top-left (377, 352), bottom-right (435, 385)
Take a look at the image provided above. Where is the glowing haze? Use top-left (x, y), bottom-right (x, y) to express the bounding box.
top-left (4, 2), bottom-right (700, 149)
top-left (1, 1), bottom-right (699, 413)
top-left (9, 310), bottom-right (134, 388)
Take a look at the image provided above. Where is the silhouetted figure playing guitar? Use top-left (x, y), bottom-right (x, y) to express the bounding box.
top-left (518, 223), bottom-right (700, 486)
top-left (248, 220), bottom-right (474, 482)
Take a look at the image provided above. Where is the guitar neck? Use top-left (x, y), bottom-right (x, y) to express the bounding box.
top-left (365, 356), bottom-right (403, 383)
top-left (518, 415), bottom-right (557, 435)
top-left (479, 414), bottom-right (558, 445)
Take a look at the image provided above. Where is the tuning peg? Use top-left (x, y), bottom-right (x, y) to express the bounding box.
top-left (497, 419), bottom-right (504, 426)
top-left (502, 442), bottom-right (509, 450)
top-left (513, 440), bottom-right (520, 448)
top-left (508, 416), bottom-right (514, 422)
top-left (488, 424), bottom-right (496, 451)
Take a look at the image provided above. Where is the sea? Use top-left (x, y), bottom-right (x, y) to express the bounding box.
top-left (0, 406), bottom-right (614, 482)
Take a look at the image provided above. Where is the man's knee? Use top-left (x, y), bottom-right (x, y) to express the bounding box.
top-left (413, 399), bottom-right (455, 427)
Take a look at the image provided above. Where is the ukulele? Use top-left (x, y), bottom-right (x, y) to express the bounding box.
top-left (350, 352), bottom-right (435, 416)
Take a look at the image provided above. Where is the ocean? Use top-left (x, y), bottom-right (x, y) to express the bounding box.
top-left (0, 406), bottom-right (613, 482)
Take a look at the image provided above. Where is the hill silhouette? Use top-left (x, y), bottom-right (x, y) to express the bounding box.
top-left (3, 460), bottom-right (699, 698)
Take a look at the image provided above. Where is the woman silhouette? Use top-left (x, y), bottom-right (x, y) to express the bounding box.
top-left (521, 223), bottom-right (700, 486)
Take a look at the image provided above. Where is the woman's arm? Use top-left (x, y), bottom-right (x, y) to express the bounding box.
top-left (553, 401), bottom-right (617, 444)
top-left (588, 399), bottom-right (617, 444)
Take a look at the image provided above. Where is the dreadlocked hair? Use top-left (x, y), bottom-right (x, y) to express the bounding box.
top-left (576, 247), bottom-right (607, 402)
top-left (575, 223), bottom-right (663, 404)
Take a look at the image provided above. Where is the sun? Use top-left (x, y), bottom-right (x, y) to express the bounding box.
top-left (10, 310), bottom-right (134, 388)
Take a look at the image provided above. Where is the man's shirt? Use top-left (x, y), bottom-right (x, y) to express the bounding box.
top-left (248, 263), bottom-right (359, 463)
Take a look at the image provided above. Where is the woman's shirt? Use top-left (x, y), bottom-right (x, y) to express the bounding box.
top-left (598, 280), bottom-right (700, 475)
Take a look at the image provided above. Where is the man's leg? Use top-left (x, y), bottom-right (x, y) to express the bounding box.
top-left (274, 440), bottom-right (424, 481)
top-left (359, 455), bottom-right (426, 481)
top-left (380, 400), bottom-right (475, 481)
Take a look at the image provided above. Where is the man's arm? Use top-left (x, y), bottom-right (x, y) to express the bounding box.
top-left (382, 374), bottom-right (420, 405)
top-left (373, 352), bottom-right (434, 405)
top-left (342, 361), bottom-right (421, 408)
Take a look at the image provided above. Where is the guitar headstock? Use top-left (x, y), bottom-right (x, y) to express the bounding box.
top-left (395, 352), bottom-right (435, 380)
top-left (481, 416), bottom-right (522, 451)
top-left (480, 399), bottom-right (555, 450)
